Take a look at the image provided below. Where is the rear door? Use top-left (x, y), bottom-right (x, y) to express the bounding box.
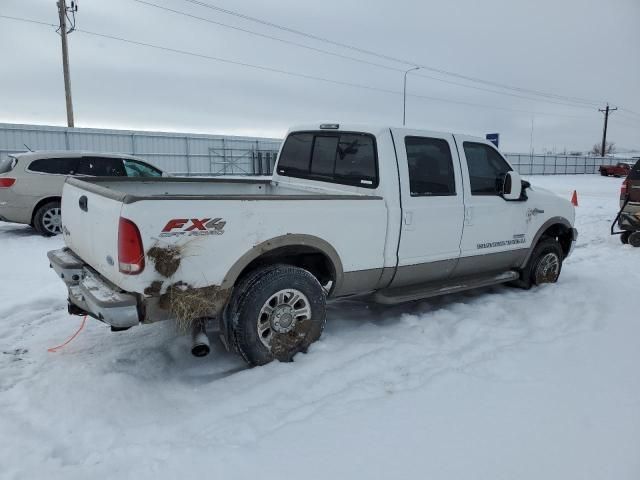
top-left (454, 136), bottom-right (529, 276)
top-left (389, 129), bottom-right (464, 287)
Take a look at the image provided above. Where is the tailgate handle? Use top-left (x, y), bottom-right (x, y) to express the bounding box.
top-left (79, 195), bottom-right (88, 212)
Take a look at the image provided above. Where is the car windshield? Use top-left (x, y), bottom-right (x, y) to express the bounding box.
top-left (123, 159), bottom-right (163, 177)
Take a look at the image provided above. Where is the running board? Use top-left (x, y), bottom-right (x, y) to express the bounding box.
top-left (372, 271), bottom-right (519, 305)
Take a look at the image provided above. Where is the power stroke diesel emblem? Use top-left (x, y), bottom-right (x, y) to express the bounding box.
top-left (160, 218), bottom-right (226, 237)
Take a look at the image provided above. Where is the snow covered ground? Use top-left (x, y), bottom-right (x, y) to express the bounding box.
top-left (1, 175), bottom-right (639, 480)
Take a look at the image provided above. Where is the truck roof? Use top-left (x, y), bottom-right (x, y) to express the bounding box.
top-left (287, 123), bottom-right (484, 141)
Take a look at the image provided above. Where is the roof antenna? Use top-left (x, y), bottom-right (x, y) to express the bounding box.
top-left (24, 143), bottom-right (34, 152)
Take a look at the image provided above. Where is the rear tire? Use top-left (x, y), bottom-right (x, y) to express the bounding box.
top-left (513, 237), bottom-right (564, 289)
top-left (33, 201), bottom-right (62, 236)
top-left (229, 265), bottom-right (327, 366)
top-left (620, 231), bottom-right (631, 244)
top-left (629, 232), bottom-right (640, 248)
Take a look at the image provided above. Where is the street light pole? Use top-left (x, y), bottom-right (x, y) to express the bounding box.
top-left (403, 66), bottom-right (420, 126)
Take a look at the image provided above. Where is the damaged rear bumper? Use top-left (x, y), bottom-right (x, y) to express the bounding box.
top-left (47, 248), bottom-right (141, 328)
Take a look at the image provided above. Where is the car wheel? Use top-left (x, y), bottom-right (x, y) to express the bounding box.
top-left (620, 231), bottom-right (631, 244)
top-left (33, 201), bottom-right (62, 236)
top-left (512, 237), bottom-right (564, 289)
top-left (600, 171), bottom-right (607, 176)
top-left (229, 265), bottom-right (327, 366)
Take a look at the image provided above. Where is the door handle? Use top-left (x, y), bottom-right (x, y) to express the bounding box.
top-left (79, 195), bottom-right (88, 212)
top-left (404, 211), bottom-right (413, 225)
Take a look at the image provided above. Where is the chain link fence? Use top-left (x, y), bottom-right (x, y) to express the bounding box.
top-left (505, 153), bottom-right (630, 175)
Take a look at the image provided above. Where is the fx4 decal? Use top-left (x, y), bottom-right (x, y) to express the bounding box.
top-left (160, 218), bottom-right (226, 237)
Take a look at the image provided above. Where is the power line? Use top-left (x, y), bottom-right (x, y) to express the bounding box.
top-left (130, 0), bottom-right (599, 112)
top-left (130, 0), bottom-right (405, 74)
top-left (176, 0), bottom-right (605, 107)
top-left (0, 14), bottom-right (609, 121)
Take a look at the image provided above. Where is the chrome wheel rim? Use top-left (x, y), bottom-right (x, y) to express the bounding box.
top-left (258, 289), bottom-right (311, 348)
top-left (535, 252), bottom-right (560, 284)
top-left (42, 207), bottom-right (62, 234)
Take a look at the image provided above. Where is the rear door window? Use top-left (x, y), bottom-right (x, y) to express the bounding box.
top-left (405, 136), bottom-right (456, 196)
top-left (28, 157), bottom-right (79, 175)
top-left (77, 157), bottom-right (126, 176)
top-left (277, 131), bottom-right (378, 188)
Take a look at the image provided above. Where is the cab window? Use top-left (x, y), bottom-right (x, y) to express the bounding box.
top-left (278, 131), bottom-right (378, 188)
top-left (463, 142), bottom-right (512, 195)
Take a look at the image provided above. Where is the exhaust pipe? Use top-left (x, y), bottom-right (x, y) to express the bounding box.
top-left (191, 320), bottom-right (210, 357)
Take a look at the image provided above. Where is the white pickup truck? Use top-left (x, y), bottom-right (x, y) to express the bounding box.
top-left (48, 124), bottom-right (577, 365)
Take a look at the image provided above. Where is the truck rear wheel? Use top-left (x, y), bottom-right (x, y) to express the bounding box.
top-left (229, 265), bottom-right (327, 366)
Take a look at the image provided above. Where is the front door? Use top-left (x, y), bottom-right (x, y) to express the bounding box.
top-left (454, 136), bottom-right (530, 277)
top-left (389, 129), bottom-right (465, 288)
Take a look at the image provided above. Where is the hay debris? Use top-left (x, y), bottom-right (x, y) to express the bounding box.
top-left (159, 282), bottom-right (228, 332)
top-left (147, 245), bottom-right (182, 277)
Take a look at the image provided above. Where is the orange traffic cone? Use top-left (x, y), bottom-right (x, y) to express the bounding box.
top-left (571, 190), bottom-right (578, 207)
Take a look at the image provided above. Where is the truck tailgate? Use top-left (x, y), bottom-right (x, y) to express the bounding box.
top-left (61, 179), bottom-right (124, 286)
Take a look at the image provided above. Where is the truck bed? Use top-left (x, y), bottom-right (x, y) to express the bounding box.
top-left (60, 176), bottom-right (389, 312)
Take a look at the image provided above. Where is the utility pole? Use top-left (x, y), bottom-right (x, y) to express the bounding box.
top-left (598, 103), bottom-right (617, 156)
top-left (57, 0), bottom-right (78, 128)
top-left (403, 67), bottom-right (420, 126)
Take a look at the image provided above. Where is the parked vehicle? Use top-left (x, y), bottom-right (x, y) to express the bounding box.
top-left (48, 124), bottom-right (577, 365)
top-left (0, 151), bottom-right (165, 235)
top-left (599, 162), bottom-right (631, 177)
top-left (614, 159), bottom-right (640, 246)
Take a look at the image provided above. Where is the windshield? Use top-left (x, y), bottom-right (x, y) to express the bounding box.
top-left (0, 157), bottom-right (17, 174)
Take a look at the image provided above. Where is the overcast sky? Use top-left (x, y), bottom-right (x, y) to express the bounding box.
top-left (1, 0), bottom-right (638, 152)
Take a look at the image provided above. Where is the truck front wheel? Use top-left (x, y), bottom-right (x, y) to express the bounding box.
top-left (229, 265), bottom-right (327, 366)
top-left (513, 237), bottom-right (564, 289)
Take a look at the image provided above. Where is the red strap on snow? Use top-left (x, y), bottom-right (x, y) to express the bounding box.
top-left (47, 315), bottom-right (87, 352)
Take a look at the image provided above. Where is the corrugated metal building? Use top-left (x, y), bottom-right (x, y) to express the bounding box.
top-left (0, 123), bottom-right (281, 176)
top-left (0, 122), bottom-right (627, 176)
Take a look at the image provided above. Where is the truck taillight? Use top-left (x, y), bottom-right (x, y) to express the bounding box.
top-left (0, 178), bottom-right (16, 188)
top-left (118, 217), bottom-right (145, 275)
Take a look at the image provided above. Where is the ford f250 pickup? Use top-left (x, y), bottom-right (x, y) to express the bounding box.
top-left (48, 124), bottom-right (577, 365)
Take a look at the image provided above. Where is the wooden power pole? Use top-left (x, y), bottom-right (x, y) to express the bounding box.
top-left (598, 104), bottom-right (617, 156)
top-left (57, 0), bottom-right (75, 127)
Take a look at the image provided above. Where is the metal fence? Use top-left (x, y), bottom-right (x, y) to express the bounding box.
top-left (505, 153), bottom-right (627, 175)
top-left (0, 123), bottom-right (281, 176)
top-left (1, 123), bottom-right (635, 176)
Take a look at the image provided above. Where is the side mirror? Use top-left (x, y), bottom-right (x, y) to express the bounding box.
top-left (502, 171), bottom-right (522, 201)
